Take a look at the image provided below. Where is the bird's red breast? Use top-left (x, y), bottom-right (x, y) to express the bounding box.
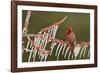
top-left (66, 26), bottom-right (76, 56)
top-left (66, 26), bottom-right (76, 45)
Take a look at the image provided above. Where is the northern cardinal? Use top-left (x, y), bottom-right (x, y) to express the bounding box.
top-left (66, 26), bottom-right (76, 56)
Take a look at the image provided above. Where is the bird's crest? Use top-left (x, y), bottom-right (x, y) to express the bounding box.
top-left (66, 25), bottom-right (73, 34)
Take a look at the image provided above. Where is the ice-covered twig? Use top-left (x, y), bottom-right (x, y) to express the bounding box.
top-left (23, 11), bottom-right (32, 33)
top-left (40, 16), bottom-right (67, 33)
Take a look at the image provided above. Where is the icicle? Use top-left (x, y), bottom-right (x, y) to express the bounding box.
top-left (34, 36), bottom-right (37, 45)
top-left (33, 49), bottom-right (37, 61)
top-left (44, 50), bottom-right (49, 61)
top-left (25, 41), bottom-right (30, 52)
top-left (37, 36), bottom-right (42, 48)
top-left (50, 42), bottom-right (54, 55)
top-left (37, 37), bottom-right (45, 60)
top-left (48, 27), bottom-right (52, 40)
top-left (47, 28), bottom-right (52, 41)
top-left (44, 55), bottom-right (47, 61)
top-left (28, 51), bottom-right (33, 62)
top-left (39, 54), bottom-right (41, 59)
top-left (35, 33), bottom-right (43, 49)
top-left (52, 25), bottom-right (58, 39)
top-left (51, 26), bottom-right (55, 39)
top-left (28, 45), bottom-right (34, 62)
top-left (40, 49), bottom-right (48, 61)
top-left (50, 42), bottom-right (57, 56)
top-left (36, 36), bottom-right (41, 48)
top-left (37, 50), bottom-right (41, 60)
top-left (55, 43), bottom-right (61, 56)
top-left (57, 45), bottom-right (63, 60)
top-left (34, 35), bottom-right (42, 59)
top-left (74, 44), bottom-right (81, 58)
top-left (40, 55), bottom-right (44, 61)
top-left (29, 41), bottom-right (33, 49)
top-left (39, 34), bottom-right (45, 49)
top-left (48, 25), bottom-right (57, 41)
top-left (48, 29), bottom-right (51, 33)
top-left (39, 37), bottom-right (43, 47)
top-left (64, 47), bottom-right (70, 59)
top-left (68, 51), bottom-right (71, 60)
top-left (32, 35), bottom-right (40, 61)
top-left (71, 54), bottom-right (74, 60)
top-left (42, 32), bottom-right (46, 45)
top-left (40, 39), bottom-right (45, 50)
top-left (37, 51), bottom-right (40, 56)
top-left (50, 27), bottom-right (53, 38)
top-left (87, 49), bottom-right (90, 58)
top-left (83, 44), bottom-right (88, 57)
top-left (79, 45), bottom-right (85, 58)
top-left (62, 44), bottom-right (66, 55)
top-left (43, 33), bottom-right (48, 50)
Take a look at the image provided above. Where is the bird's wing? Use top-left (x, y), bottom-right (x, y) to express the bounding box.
top-left (67, 32), bottom-right (76, 43)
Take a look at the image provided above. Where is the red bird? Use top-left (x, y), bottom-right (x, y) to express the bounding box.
top-left (66, 26), bottom-right (76, 56)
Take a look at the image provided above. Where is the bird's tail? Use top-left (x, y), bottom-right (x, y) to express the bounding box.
top-left (70, 40), bottom-right (76, 55)
top-left (70, 44), bottom-right (75, 55)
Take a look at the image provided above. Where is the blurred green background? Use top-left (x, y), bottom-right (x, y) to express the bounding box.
top-left (22, 10), bottom-right (90, 43)
top-left (22, 10), bottom-right (90, 62)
